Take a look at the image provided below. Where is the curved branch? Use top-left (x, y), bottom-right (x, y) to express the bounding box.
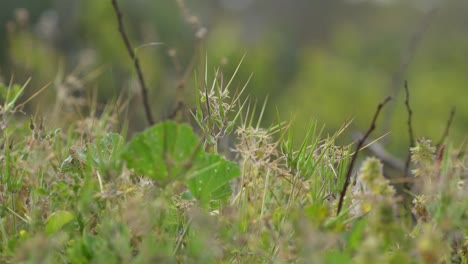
top-left (111, 0), bottom-right (155, 125)
top-left (336, 96), bottom-right (392, 216)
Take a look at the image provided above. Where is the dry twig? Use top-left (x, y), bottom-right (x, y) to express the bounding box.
top-left (111, 0), bottom-right (155, 125)
top-left (382, 8), bottom-right (438, 134)
top-left (403, 81), bottom-right (415, 176)
top-left (437, 107), bottom-right (456, 147)
top-left (336, 96), bottom-right (392, 216)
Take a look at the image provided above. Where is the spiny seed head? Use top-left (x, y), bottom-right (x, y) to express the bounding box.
top-left (412, 195), bottom-right (431, 222)
top-left (359, 157), bottom-right (383, 183)
top-left (358, 157), bottom-right (395, 196)
top-left (411, 138), bottom-right (436, 164)
top-left (352, 157), bottom-right (395, 215)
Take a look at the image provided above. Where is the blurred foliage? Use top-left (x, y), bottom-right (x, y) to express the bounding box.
top-left (0, 0), bottom-right (466, 154)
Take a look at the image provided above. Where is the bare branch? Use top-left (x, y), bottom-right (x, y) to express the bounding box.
top-left (381, 8), bottom-right (438, 135)
top-left (351, 131), bottom-right (405, 172)
top-left (111, 0), bottom-right (155, 125)
top-left (336, 96), bottom-right (392, 216)
top-left (437, 107), bottom-right (456, 147)
top-left (403, 80), bottom-right (415, 176)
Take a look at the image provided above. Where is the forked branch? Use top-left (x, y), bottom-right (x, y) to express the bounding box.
top-left (336, 96), bottom-right (392, 216)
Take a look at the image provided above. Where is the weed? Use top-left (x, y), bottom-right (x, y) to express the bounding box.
top-left (0, 2), bottom-right (466, 263)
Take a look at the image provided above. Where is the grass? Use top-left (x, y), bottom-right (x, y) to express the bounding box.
top-left (0, 63), bottom-right (466, 263)
top-left (0, 2), bottom-right (466, 263)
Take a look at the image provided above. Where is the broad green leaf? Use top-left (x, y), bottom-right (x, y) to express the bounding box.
top-left (187, 153), bottom-right (240, 204)
top-left (122, 121), bottom-right (241, 204)
top-left (122, 121), bottom-right (202, 181)
top-left (45, 210), bottom-right (75, 235)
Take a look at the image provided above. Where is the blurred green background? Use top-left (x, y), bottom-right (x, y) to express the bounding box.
top-left (0, 0), bottom-right (467, 155)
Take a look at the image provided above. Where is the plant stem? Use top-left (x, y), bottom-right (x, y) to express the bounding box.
top-left (111, 0), bottom-right (155, 125)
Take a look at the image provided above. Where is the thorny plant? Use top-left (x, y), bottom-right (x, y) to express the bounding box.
top-left (0, 2), bottom-right (467, 263)
top-left (1, 69), bottom-right (467, 264)
top-left (232, 102), bottom-right (285, 219)
top-left (192, 56), bottom-right (250, 153)
top-left (407, 138), bottom-right (468, 263)
top-left (350, 157), bottom-right (396, 217)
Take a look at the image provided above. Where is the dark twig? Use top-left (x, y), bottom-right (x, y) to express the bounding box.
top-left (403, 81), bottom-right (415, 176)
top-left (436, 107), bottom-right (456, 147)
top-left (336, 96), bottom-right (392, 216)
top-left (382, 7), bottom-right (438, 135)
top-left (167, 100), bottom-right (184, 120)
top-left (404, 81), bottom-right (415, 148)
top-left (351, 131), bottom-right (405, 172)
top-left (111, 0), bottom-right (155, 125)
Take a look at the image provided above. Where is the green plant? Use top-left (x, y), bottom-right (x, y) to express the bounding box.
top-left (0, 1), bottom-right (466, 262)
top-left (122, 120), bottom-right (240, 207)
